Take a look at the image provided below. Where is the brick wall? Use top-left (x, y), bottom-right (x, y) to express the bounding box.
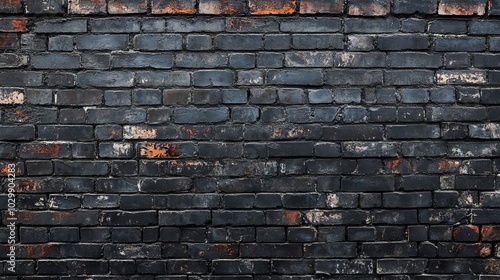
top-left (1, 0), bottom-right (500, 278)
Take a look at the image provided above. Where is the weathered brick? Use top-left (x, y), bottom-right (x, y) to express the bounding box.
top-left (48, 35), bottom-right (73, 51)
top-left (226, 18), bottom-right (279, 33)
top-left (0, 87), bottom-right (24, 104)
top-left (167, 19), bottom-right (224, 32)
top-left (112, 53), bottom-right (173, 69)
top-left (25, 0), bottom-right (65, 14)
top-left (87, 108), bottom-right (146, 124)
top-left (176, 53), bottom-right (226, 69)
top-left (300, 0), bottom-right (344, 14)
top-left (0, 18), bottom-right (27, 33)
top-left (393, 0), bottom-right (437, 14)
top-left (326, 70), bottom-right (383, 86)
top-left (76, 35), bottom-right (128, 50)
top-left (78, 71), bottom-right (134, 87)
top-left (249, 0), bottom-right (297, 15)
top-left (0, 0), bottom-right (23, 13)
top-left (268, 70), bottom-right (323, 85)
top-left (68, 0), bottom-right (107, 14)
top-left (438, 0), bottom-right (486, 15)
top-left (108, 0), bottom-right (147, 14)
top-left (199, 0), bottom-right (245, 15)
top-left (348, 0), bottom-right (391, 16)
top-left (152, 0), bottom-right (196, 14)
top-left (136, 71), bottom-right (190, 87)
top-left (315, 260), bottom-right (373, 274)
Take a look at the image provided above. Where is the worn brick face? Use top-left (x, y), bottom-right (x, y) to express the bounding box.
top-left (152, 0), bottom-right (196, 14)
top-left (68, 0), bottom-right (107, 14)
top-left (249, 0), bottom-right (297, 15)
top-left (108, 0), bottom-right (147, 14)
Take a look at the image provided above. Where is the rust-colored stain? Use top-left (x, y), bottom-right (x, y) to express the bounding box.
top-left (349, 3), bottom-right (389, 16)
top-left (140, 143), bottom-right (179, 158)
top-left (108, 0), bottom-right (147, 13)
top-left (249, 0), bottom-right (296, 15)
top-left (200, 0), bottom-right (243, 15)
top-left (27, 144), bottom-right (61, 157)
top-left (282, 210), bottom-right (301, 225)
top-left (0, 34), bottom-right (13, 48)
top-left (387, 159), bottom-right (400, 170)
top-left (25, 244), bottom-right (57, 258)
top-left (152, 1), bottom-right (196, 14)
top-left (8, 18), bottom-right (27, 32)
top-left (182, 127), bottom-right (194, 137)
top-left (438, 3), bottom-right (485, 15)
top-left (228, 18), bottom-right (251, 31)
top-left (481, 225), bottom-right (500, 241)
top-left (437, 160), bottom-right (461, 171)
top-left (18, 179), bottom-right (38, 192)
top-left (0, 164), bottom-right (9, 176)
top-left (479, 244), bottom-right (492, 257)
top-left (14, 109), bottom-right (30, 121)
top-left (215, 244), bottom-right (237, 256)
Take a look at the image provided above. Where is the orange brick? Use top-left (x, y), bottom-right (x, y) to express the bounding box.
top-left (249, 0), bottom-right (297, 15)
top-left (438, 0), bottom-right (486, 15)
top-left (300, 0), bottom-right (344, 14)
top-left (199, 0), bottom-right (246, 15)
top-left (348, 0), bottom-right (391, 16)
top-left (68, 0), bottom-right (107, 14)
top-left (482, 225), bottom-right (500, 241)
top-left (0, 18), bottom-right (27, 32)
top-left (108, 0), bottom-right (147, 14)
top-left (151, 0), bottom-right (196, 14)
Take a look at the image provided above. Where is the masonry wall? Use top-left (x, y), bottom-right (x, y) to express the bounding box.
top-left (1, 0), bottom-right (500, 278)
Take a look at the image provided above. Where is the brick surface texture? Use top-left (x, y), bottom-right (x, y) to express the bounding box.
top-left (0, 0), bottom-right (500, 278)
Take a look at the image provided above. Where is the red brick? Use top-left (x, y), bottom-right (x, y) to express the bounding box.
top-left (151, 0), bottom-right (196, 14)
top-left (68, 0), bottom-right (107, 14)
top-left (348, 0), bottom-right (391, 16)
top-left (108, 0), bottom-right (148, 14)
top-left (0, 34), bottom-right (19, 49)
top-left (0, 0), bottom-right (23, 13)
top-left (199, 0), bottom-right (246, 15)
top-left (249, 0), bottom-right (297, 15)
top-left (299, 0), bottom-right (344, 14)
top-left (438, 0), bottom-right (486, 15)
top-left (0, 18), bottom-right (27, 32)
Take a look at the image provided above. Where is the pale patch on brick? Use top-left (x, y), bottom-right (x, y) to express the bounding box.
top-left (123, 126), bottom-right (157, 139)
top-left (438, 3), bottom-right (485, 15)
top-left (326, 194), bottom-right (339, 208)
top-left (0, 88), bottom-right (24, 104)
top-left (437, 71), bottom-right (486, 85)
top-left (112, 143), bottom-right (132, 156)
top-left (305, 210), bottom-right (342, 224)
